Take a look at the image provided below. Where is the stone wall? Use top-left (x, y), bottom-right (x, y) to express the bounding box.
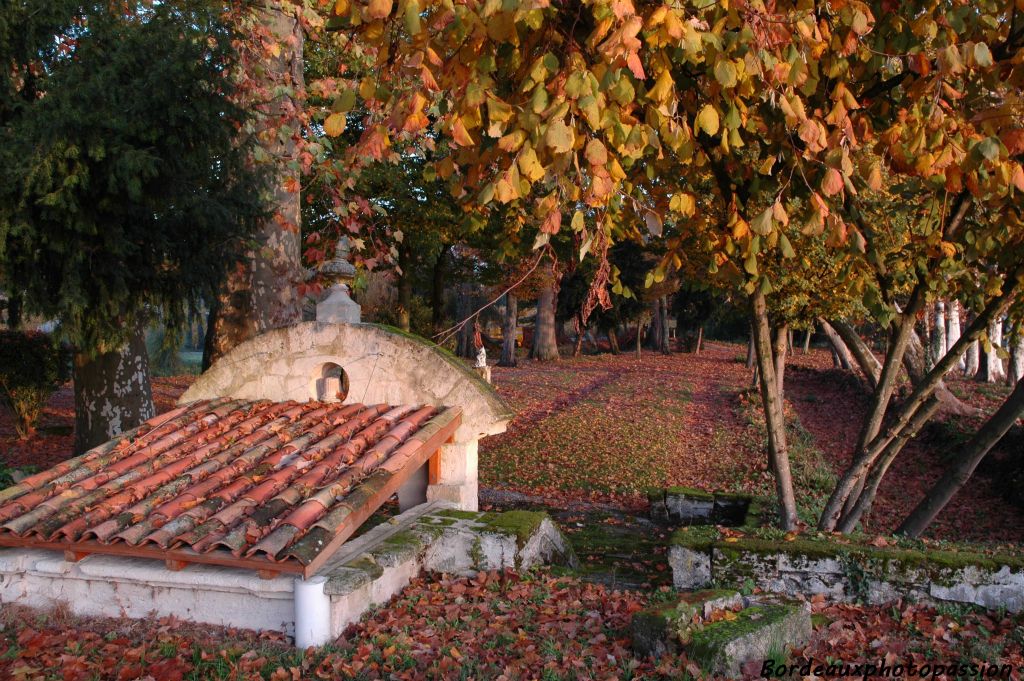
top-left (670, 528), bottom-right (1024, 612)
top-left (181, 322), bottom-right (513, 510)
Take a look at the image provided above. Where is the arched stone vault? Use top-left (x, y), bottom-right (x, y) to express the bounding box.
top-left (181, 322), bottom-right (513, 510)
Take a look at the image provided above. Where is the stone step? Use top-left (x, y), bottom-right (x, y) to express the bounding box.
top-left (649, 487), bottom-right (753, 526)
top-left (631, 592), bottom-right (811, 676)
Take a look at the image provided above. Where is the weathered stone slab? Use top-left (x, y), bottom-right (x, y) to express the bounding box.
top-left (630, 589), bottom-right (743, 658)
top-left (687, 601), bottom-right (812, 677)
top-left (651, 488), bottom-right (753, 526)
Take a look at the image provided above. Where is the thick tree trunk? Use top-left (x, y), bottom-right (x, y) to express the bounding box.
top-left (499, 293), bottom-right (518, 367)
top-left (819, 320), bottom-right (855, 371)
top-left (947, 300), bottom-right (964, 371)
top-left (531, 285), bottom-right (559, 361)
top-left (979, 317), bottom-right (1006, 383)
top-left (773, 324), bottom-right (788, 401)
top-left (646, 300), bottom-right (662, 350)
top-left (905, 328), bottom-right (975, 416)
top-left (749, 289), bottom-right (798, 530)
top-left (430, 244), bottom-right (451, 333)
top-left (397, 242), bottom-right (412, 332)
top-left (73, 325), bottom-right (155, 454)
top-left (897, 377), bottom-right (1024, 538)
top-left (205, 2), bottom-right (304, 364)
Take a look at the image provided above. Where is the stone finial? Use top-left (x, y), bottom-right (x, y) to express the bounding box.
top-left (316, 239), bottom-right (361, 324)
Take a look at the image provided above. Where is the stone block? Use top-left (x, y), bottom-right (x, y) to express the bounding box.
top-left (687, 601), bottom-right (812, 677)
top-left (630, 589), bottom-right (743, 658)
top-left (669, 546), bottom-right (712, 589)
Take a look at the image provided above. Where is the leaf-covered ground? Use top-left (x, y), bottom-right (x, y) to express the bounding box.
top-left (3, 570), bottom-right (1024, 681)
top-left (481, 343), bottom-right (1024, 543)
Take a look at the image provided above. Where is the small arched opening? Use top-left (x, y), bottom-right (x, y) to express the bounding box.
top-left (313, 362), bottom-right (349, 402)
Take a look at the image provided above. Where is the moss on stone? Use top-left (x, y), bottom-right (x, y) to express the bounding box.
top-left (670, 525), bottom-right (721, 552)
top-left (480, 510), bottom-right (547, 548)
top-left (434, 509), bottom-right (482, 521)
top-left (665, 486), bottom-right (716, 501)
top-left (687, 604), bottom-right (796, 670)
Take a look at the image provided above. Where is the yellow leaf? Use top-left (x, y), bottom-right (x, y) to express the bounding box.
top-left (365, 0), bottom-right (393, 20)
top-left (498, 130), bottom-right (527, 152)
top-left (571, 210), bottom-right (585, 231)
top-left (731, 216), bottom-right (749, 240)
top-left (450, 116), bottom-right (475, 147)
top-left (544, 120), bottom-right (575, 154)
top-left (517, 145), bottom-right (546, 182)
top-left (323, 113), bottom-right (346, 137)
top-left (714, 59), bottom-right (737, 88)
top-left (585, 138), bottom-right (608, 166)
top-left (334, 0), bottom-right (349, 14)
top-left (648, 68), bottom-right (674, 103)
top-left (359, 78), bottom-right (376, 102)
top-left (696, 105), bottom-right (720, 137)
top-left (670, 193), bottom-right (696, 217)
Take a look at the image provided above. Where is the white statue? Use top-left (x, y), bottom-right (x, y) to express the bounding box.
top-left (475, 346), bottom-right (487, 368)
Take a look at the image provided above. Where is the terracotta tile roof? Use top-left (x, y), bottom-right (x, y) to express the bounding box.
top-left (0, 399), bottom-right (461, 577)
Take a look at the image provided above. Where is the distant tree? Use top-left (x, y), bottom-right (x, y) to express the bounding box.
top-left (0, 1), bottom-right (265, 452)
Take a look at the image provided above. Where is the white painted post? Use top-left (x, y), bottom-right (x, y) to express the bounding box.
top-left (294, 576), bottom-right (331, 648)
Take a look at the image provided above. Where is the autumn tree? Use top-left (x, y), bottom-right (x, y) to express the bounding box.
top-left (0, 0), bottom-right (266, 452)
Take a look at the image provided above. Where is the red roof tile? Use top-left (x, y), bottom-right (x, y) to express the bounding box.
top-left (0, 399), bottom-right (461, 576)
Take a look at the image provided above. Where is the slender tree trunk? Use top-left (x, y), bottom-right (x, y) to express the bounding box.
top-left (947, 300), bottom-right (964, 371)
top-left (635, 319), bottom-right (643, 359)
top-left (827, 319), bottom-right (876, 385)
top-left (773, 324), bottom-right (788, 401)
top-left (818, 284), bottom-right (1017, 531)
top-left (206, 2), bottom-right (304, 363)
top-left (965, 340), bottom-right (980, 378)
top-left (5, 292), bottom-right (22, 330)
top-left (931, 301), bottom-right (947, 369)
top-left (745, 328), bottom-right (756, 369)
top-left (695, 326), bottom-right (704, 354)
top-left (904, 328), bottom-right (974, 416)
top-left (607, 326), bottom-right (620, 354)
top-left (979, 317), bottom-right (1006, 383)
top-left (1010, 328), bottom-right (1024, 385)
top-left (430, 244), bottom-right (451, 333)
top-left (455, 284), bottom-right (475, 359)
top-left (819, 320), bottom-right (854, 371)
top-left (573, 313), bottom-right (585, 358)
top-left (750, 289), bottom-right (798, 530)
top-left (531, 285), bottom-right (559, 361)
top-left (73, 324), bottom-right (155, 454)
top-left (802, 328), bottom-right (812, 353)
top-left (660, 296), bottom-right (671, 353)
top-left (397, 242), bottom-right (412, 332)
top-left (897, 377), bottom-right (1024, 538)
top-left (499, 293), bottom-right (518, 367)
top-left (646, 300), bottom-right (661, 350)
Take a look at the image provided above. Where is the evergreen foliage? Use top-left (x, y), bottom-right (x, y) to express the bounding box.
top-left (0, 0), bottom-right (266, 354)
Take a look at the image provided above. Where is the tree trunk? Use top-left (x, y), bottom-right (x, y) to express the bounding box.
top-left (73, 325), bottom-right (155, 454)
top-left (5, 292), bottom-right (22, 329)
top-left (802, 328), bottom-right (812, 353)
top-left (897, 377), bottom-right (1024, 538)
top-left (499, 293), bottom-right (518, 367)
top-left (531, 285), bottom-right (559, 361)
top-left (660, 296), bottom-right (671, 354)
top-left (931, 301), bottom-right (947, 369)
top-left (819, 320), bottom-right (854, 372)
top-left (827, 319), bottom-right (876, 385)
top-left (818, 284), bottom-right (1017, 531)
top-left (695, 326), bottom-right (704, 354)
top-left (1010, 328), bottom-right (1024, 385)
top-left (396, 242), bottom-right (413, 332)
top-left (646, 300), bottom-right (662, 350)
top-left (904, 328), bottom-right (975, 416)
top-left (430, 244), bottom-right (451, 333)
top-left (573, 313), bottom-right (585, 358)
top-left (455, 284), bottom-right (475, 359)
top-left (947, 300), bottom-right (964, 371)
top-left (205, 2), bottom-right (304, 364)
top-left (745, 328), bottom-right (756, 369)
top-left (607, 326), bottom-right (621, 354)
top-left (773, 324), bottom-right (788, 401)
top-left (635, 319), bottom-right (643, 359)
top-left (979, 317), bottom-right (1006, 383)
top-left (749, 289), bottom-right (798, 530)
top-left (965, 340), bottom-right (980, 378)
